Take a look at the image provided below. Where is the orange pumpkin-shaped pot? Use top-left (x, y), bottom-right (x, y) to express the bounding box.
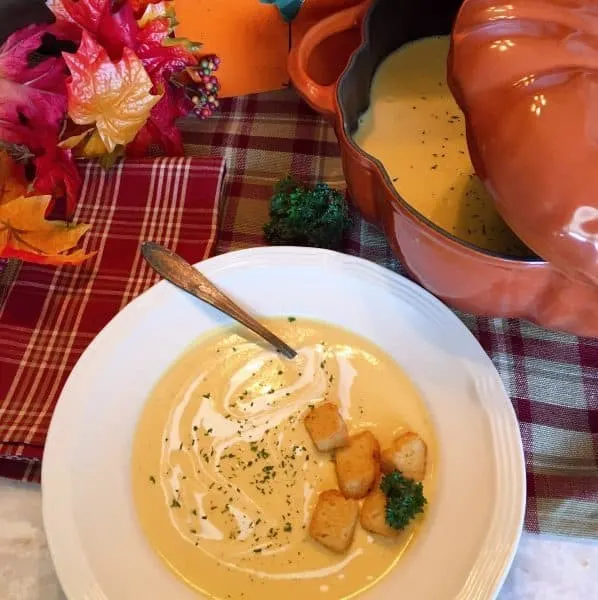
top-left (289, 0), bottom-right (598, 337)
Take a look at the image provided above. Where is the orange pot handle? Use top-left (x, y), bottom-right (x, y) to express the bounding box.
top-left (288, 1), bottom-right (370, 117)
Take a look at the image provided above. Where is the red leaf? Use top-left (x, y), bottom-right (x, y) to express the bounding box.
top-left (0, 23), bottom-right (81, 217)
top-left (127, 18), bottom-right (197, 155)
top-left (0, 23), bottom-right (76, 151)
top-left (135, 17), bottom-right (197, 85)
top-left (106, 1), bottom-right (139, 55)
top-left (47, 0), bottom-right (106, 33)
top-left (0, 22), bottom-right (78, 87)
top-left (126, 88), bottom-right (185, 156)
top-left (47, 0), bottom-right (138, 59)
top-left (0, 80), bottom-right (63, 151)
top-left (33, 145), bottom-right (82, 219)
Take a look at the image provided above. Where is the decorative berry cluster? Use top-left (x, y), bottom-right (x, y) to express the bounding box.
top-left (189, 55), bottom-right (221, 119)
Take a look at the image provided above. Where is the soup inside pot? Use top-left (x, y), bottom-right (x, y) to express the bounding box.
top-left (352, 35), bottom-right (531, 258)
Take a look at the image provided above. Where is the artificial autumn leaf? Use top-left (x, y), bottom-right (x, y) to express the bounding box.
top-left (47, 0), bottom-right (138, 60)
top-left (135, 17), bottom-right (198, 83)
top-left (0, 151), bottom-right (27, 203)
top-left (63, 32), bottom-right (161, 153)
top-left (85, 132), bottom-right (110, 156)
top-left (0, 23), bottom-right (77, 153)
top-left (33, 145), bottom-right (82, 217)
top-left (0, 194), bottom-right (94, 265)
top-left (0, 23), bottom-right (83, 218)
top-left (60, 127), bottom-right (109, 158)
top-left (127, 86), bottom-right (185, 156)
top-left (0, 22), bottom-right (77, 86)
top-left (128, 18), bottom-right (198, 155)
top-left (137, 1), bottom-right (177, 29)
top-left (129, 0), bottom-right (164, 18)
top-left (46, 0), bottom-right (106, 32)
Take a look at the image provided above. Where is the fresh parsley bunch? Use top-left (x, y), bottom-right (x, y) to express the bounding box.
top-left (380, 470), bottom-right (427, 531)
top-left (264, 177), bottom-right (352, 250)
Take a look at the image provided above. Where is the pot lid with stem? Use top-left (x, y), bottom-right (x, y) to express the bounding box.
top-left (448, 0), bottom-right (598, 286)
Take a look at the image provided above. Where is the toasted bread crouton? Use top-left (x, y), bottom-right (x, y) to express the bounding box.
top-left (381, 432), bottom-right (427, 481)
top-left (309, 489), bottom-right (359, 553)
top-left (360, 487), bottom-right (400, 537)
top-left (304, 402), bottom-right (348, 452)
top-left (335, 431), bottom-right (380, 499)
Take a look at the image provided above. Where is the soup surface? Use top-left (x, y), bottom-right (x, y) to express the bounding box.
top-left (132, 318), bottom-right (436, 599)
top-left (353, 35), bottom-right (529, 257)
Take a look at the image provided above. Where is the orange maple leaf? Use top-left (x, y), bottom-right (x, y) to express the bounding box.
top-left (63, 31), bottom-right (161, 153)
top-left (0, 193), bottom-right (95, 265)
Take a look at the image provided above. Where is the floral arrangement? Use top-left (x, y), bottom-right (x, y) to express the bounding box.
top-left (0, 0), bottom-right (220, 265)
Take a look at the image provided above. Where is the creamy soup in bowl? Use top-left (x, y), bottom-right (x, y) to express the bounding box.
top-left (132, 317), bottom-right (436, 599)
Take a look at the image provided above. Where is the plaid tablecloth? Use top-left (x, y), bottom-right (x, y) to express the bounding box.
top-left (1, 88), bottom-right (597, 540)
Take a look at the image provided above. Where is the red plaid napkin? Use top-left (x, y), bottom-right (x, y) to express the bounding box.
top-left (0, 156), bottom-right (226, 480)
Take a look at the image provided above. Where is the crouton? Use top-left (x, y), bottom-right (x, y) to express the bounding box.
top-left (360, 487), bottom-right (400, 537)
top-left (304, 402), bottom-right (348, 452)
top-left (309, 489), bottom-right (359, 553)
top-left (381, 432), bottom-right (427, 481)
top-left (335, 431), bottom-right (380, 499)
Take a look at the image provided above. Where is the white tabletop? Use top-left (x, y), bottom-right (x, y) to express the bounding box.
top-left (1, 478), bottom-right (597, 600)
